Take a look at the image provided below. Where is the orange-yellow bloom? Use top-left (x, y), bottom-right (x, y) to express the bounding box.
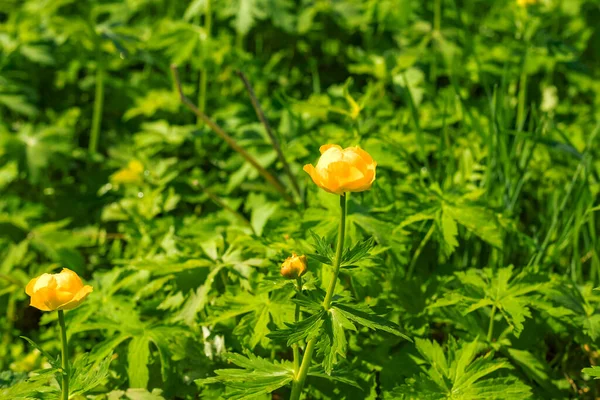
top-left (281, 253), bottom-right (308, 279)
top-left (25, 268), bottom-right (93, 311)
top-left (303, 144), bottom-right (376, 195)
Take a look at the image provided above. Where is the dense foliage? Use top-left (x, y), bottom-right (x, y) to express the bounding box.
top-left (1, 0), bottom-right (600, 399)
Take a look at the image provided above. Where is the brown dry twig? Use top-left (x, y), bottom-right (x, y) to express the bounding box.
top-left (170, 64), bottom-right (295, 206)
top-left (236, 70), bottom-right (302, 202)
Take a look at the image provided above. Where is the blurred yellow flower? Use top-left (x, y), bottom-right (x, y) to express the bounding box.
top-left (26, 268), bottom-right (93, 311)
top-left (517, 0), bottom-right (537, 6)
top-left (281, 253), bottom-right (308, 279)
top-left (303, 144), bottom-right (376, 195)
top-left (111, 160), bottom-right (144, 184)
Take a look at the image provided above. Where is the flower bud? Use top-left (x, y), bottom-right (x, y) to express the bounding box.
top-left (25, 268), bottom-right (93, 311)
top-left (281, 253), bottom-right (308, 279)
top-left (303, 144), bottom-right (376, 195)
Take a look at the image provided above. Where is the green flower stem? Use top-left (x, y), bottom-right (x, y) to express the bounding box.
top-left (487, 304), bottom-right (497, 342)
top-left (58, 310), bottom-right (69, 400)
top-left (290, 194), bottom-right (346, 400)
top-left (89, 65), bottom-right (104, 154)
top-left (323, 194), bottom-right (346, 309)
top-left (292, 277), bottom-right (303, 374)
top-left (516, 49), bottom-right (528, 131)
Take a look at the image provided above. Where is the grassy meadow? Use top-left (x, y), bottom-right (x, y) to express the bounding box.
top-left (1, 0), bottom-right (600, 399)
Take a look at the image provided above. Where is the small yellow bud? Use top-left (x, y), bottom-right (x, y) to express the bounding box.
top-left (281, 253), bottom-right (308, 279)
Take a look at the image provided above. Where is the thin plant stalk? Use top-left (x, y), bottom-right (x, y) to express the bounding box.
top-left (292, 276), bottom-right (303, 374)
top-left (170, 65), bottom-right (295, 206)
top-left (407, 222), bottom-right (435, 279)
top-left (487, 304), bottom-right (497, 342)
top-left (516, 48), bottom-right (528, 131)
top-left (236, 70), bottom-right (302, 201)
top-left (197, 0), bottom-right (211, 126)
top-left (290, 194), bottom-right (346, 399)
top-left (58, 310), bottom-right (69, 400)
top-left (89, 65), bottom-right (105, 154)
top-left (431, 0), bottom-right (442, 85)
top-left (529, 122), bottom-right (599, 267)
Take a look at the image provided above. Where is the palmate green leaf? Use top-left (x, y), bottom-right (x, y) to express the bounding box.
top-left (176, 264), bottom-right (226, 325)
top-left (69, 352), bottom-right (112, 397)
top-left (268, 310), bottom-right (326, 346)
top-left (506, 348), bottom-right (559, 395)
top-left (71, 291), bottom-right (188, 391)
top-left (431, 266), bottom-right (546, 338)
top-left (127, 256), bottom-right (213, 275)
top-left (308, 230), bottom-right (334, 265)
top-left (316, 307), bottom-right (357, 374)
top-left (543, 283), bottom-right (600, 341)
top-left (233, 304), bottom-right (272, 349)
top-left (204, 291), bottom-right (295, 349)
top-left (341, 236), bottom-right (376, 266)
top-left (582, 366), bottom-right (600, 378)
top-left (456, 377), bottom-right (532, 400)
top-left (332, 302), bottom-right (411, 341)
top-left (0, 368), bottom-right (59, 400)
top-left (307, 368), bottom-right (362, 389)
top-left (84, 325), bottom-right (184, 391)
top-left (246, 193), bottom-right (279, 237)
top-left (197, 353), bottom-right (294, 400)
top-left (128, 337), bottom-right (151, 388)
top-left (110, 388), bottom-right (166, 400)
top-left (438, 209), bottom-right (459, 257)
top-left (390, 338), bottom-right (531, 400)
top-left (443, 203), bottom-right (503, 249)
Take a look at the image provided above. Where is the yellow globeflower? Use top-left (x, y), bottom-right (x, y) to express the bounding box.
top-left (111, 160), bottom-right (144, 184)
top-left (281, 253), bottom-right (308, 279)
top-left (303, 144), bottom-right (376, 195)
top-left (25, 268), bottom-right (93, 311)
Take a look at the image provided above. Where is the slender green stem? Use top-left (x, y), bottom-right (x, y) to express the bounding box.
top-left (89, 65), bottom-right (104, 154)
top-left (431, 0), bottom-right (442, 85)
top-left (323, 195), bottom-right (347, 309)
top-left (433, 0), bottom-right (442, 33)
top-left (58, 310), bottom-right (69, 400)
top-left (292, 277), bottom-right (303, 375)
top-left (197, 0), bottom-right (211, 126)
top-left (290, 339), bottom-right (316, 400)
top-left (487, 304), bottom-right (496, 342)
top-left (516, 53), bottom-right (528, 131)
top-left (290, 195), bottom-right (346, 399)
top-left (407, 222), bottom-right (435, 279)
